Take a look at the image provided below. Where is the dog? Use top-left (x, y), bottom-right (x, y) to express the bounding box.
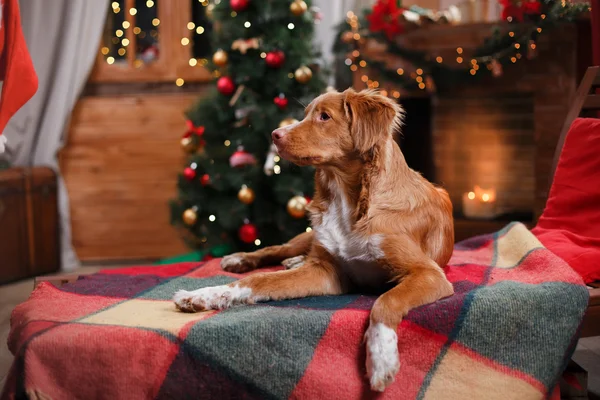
top-left (173, 88), bottom-right (455, 392)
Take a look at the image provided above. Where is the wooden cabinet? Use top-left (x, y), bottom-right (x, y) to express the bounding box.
top-left (0, 168), bottom-right (59, 284)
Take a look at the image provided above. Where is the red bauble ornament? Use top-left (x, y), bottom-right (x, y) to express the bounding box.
top-left (265, 51), bottom-right (285, 68)
top-left (229, 148), bottom-right (258, 168)
top-left (200, 174), bottom-right (211, 186)
top-left (238, 223), bottom-right (258, 243)
top-left (217, 76), bottom-right (236, 96)
top-left (183, 167), bottom-right (196, 181)
top-left (230, 0), bottom-right (249, 12)
top-left (274, 95), bottom-right (288, 109)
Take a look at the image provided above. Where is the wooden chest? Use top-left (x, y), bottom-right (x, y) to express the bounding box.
top-left (0, 167), bottom-right (60, 284)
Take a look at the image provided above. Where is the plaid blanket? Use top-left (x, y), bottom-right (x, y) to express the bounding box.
top-left (2, 223), bottom-right (589, 400)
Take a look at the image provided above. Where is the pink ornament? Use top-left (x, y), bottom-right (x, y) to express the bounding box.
top-left (229, 148), bottom-right (258, 168)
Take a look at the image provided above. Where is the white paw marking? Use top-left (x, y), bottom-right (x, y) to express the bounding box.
top-left (282, 255), bottom-right (305, 270)
top-left (365, 323), bottom-right (400, 392)
top-left (220, 254), bottom-right (244, 270)
top-left (173, 284), bottom-right (252, 312)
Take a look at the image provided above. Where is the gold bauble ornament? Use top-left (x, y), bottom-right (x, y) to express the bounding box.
top-left (279, 117), bottom-right (299, 128)
top-left (287, 195), bottom-right (308, 219)
top-left (290, 0), bottom-right (308, 16)
top-left (294, 66), bottom-right (312, 84)
top-left (238, 186), bottom-right (255, 204)
top-left (206, 3), bottom-right (215, 20)
top-left (181, 136), bottom-right (197, 153)
top-left (183, 208), bottom-right (198, 226)
top-left (213, 49), bottom-right (228, 67)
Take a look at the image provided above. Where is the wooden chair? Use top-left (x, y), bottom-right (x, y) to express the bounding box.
top-left (549, 65), bottom-right (600, 338)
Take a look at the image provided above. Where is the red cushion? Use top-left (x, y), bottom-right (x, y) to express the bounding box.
top-left (532, 118), bottom-right (600, 283)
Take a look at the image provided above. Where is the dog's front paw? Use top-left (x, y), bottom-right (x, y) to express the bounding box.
top-left (173, 285), bottom-right (244, 312)
top-left (365, 323), bottom-right (400, 392)
top-left (173, 290), bottom-right (198, 312)
top-left (220, 253), bottom-right (258, 273)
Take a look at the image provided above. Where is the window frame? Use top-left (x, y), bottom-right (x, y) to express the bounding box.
top-left (89, 0), bottom-right (212, 83)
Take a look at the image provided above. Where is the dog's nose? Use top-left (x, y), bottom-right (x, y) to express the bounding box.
top-left (272, 128), bottom-right (285, 141)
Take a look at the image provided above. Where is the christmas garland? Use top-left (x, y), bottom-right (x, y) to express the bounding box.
top-left (334, 0), bottom-right (590, 93)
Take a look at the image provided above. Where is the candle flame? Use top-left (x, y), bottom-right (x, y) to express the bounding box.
top-left (467, 192), bottom-right (475, 200)
top-left (474, 185), bottom-right (496, 202)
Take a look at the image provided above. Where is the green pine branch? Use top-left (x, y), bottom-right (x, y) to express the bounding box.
top-left (333, 0), bottom-right (589, 92)
top-left (170, 0), bottom-right (326, 253)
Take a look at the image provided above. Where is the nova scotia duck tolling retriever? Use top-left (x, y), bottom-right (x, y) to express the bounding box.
top-left (173, 88), bottom-right (455, 392)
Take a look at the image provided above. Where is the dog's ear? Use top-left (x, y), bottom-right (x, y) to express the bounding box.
top-left (342, 89), bottom-right (403, 154)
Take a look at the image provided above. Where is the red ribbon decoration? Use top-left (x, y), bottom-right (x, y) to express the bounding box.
top-left (185, 120), bottom-right (206, 136)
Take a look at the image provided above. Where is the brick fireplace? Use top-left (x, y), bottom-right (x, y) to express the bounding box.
top-left (354, 20), bottom-right (591, 240)
top-left (433, 92), bottom-right (535, 219)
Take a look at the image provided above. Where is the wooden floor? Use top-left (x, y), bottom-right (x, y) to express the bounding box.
top-left (574, 338), bottom-right (600, 399)
top-left (2, 269), bottom-right (600, 396)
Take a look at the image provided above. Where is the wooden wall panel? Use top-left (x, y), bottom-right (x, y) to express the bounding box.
top-left (60, 93), bottom-right (200, 262)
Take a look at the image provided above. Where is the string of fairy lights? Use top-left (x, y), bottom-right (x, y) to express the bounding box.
top-left (343, 10), bottom-right (543, 96)
top-left (101, 0), bottom-right (211, 81)
top-left (101, 0), bottom-right (306, 92)
top-left (177, 0), bottom-right (213, 86)
top-left (102, 1), bottom-right (162, 66)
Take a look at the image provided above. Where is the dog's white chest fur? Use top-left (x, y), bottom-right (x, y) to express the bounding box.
top-left (314, 189), bottom-right (387, 287)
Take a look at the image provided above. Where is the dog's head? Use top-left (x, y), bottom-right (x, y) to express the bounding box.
top-left (271, 89), bottom-right (404, 167)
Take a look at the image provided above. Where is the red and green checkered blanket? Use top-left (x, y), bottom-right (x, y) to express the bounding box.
top-left (2, 223), bottom-right (589, 399)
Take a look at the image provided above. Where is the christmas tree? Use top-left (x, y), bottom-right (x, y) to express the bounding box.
top-left (170, 0), bottom-right (327, 254)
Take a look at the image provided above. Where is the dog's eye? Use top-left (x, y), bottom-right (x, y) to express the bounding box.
top-left (319, 112), bottom-right (331, 121)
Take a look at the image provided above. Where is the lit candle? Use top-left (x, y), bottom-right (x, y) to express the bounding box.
top-left (462, 185), bottom-right (497, 219)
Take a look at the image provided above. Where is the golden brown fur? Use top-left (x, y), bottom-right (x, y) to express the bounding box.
top-left (226, 88), bottom-right (453, 275)
top-left (181, 88), bottom-right (455, 392)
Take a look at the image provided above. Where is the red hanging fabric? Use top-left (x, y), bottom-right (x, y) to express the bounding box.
top-left (0, 0), bottom-right (38, 150)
